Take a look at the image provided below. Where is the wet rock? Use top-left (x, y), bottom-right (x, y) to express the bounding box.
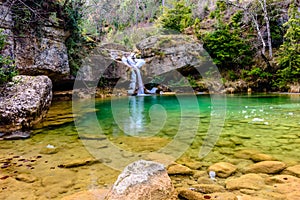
top-left (265, 174), bottom-right (300, 184)
top-left (234, 149), bottom-right (259, 159)
top-left (283, 165), bottom-right (300, 178)
top-left (193, 171), bottom-right (208, 179)
top-left (225, 173), bottom-right (265, 190)
top-left (192, 184), bottom-right (225, 193)
top-left (245, 161), bottom-right (286, 174)
top-left (206, 192), bottom-right (237, 200)
top-left (197, 177), bottom-right (216, 184)
top-left (167, 163), bottom-right (194, 175)
top-left (39, 145), bottom-right (59, 154)
top-left (236, 194), bottom-right (268, 200)
top-left (250, 153), bottom-right (275, 162)
top-left (177, 188), bottom-right (205, 200)
top-left (58, 158), bottom-right (101, 168)
top-left (272, 179), bottom-right (300, 199)
top-left (184, 161), bottom-right (202, 170)
top-left (208, 162), bottom-right (237, 178)
top-left (61, 189), bottom-right (109, 200)
top-left (1, 131), bottom-right (31, 140)
top-left (41, 171), bottom-right (75, 187)
top-left (229, 137), bottom-right (244, 145)
top-left (215, 140), bottom-right (235, 148)
top-left (260, 191), bottom-right (287, 200)
top-left (0, 75), bottom-right (52, 133)
top-left (105, 160), bottom-right (176, 200)
top-left (15, 174), bottom-right (37, 183)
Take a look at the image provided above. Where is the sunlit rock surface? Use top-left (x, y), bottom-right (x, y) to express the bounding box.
top-left (0, 75), bottom-right (52, 135)
top-left (15, 26), bottom-right (70, 79)
top-left (137, 34), bottom-right (206, 77)
top-left (105, 160), bottom-right (176, 200)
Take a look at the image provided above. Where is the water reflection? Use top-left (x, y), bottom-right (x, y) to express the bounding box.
top-left (112, 96), bottom-right (167, 137)
top-left (125, 96), bottom-right (145, 135)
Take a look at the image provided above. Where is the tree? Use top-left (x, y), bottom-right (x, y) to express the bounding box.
top-left (221, 0), bottom-right (273, 59)
top-left (276, 3), bottom-right (300, 86)
top-left (156, 0), bottom-right (194, 32)
top-left (201, 5), bottom-right (254, 70)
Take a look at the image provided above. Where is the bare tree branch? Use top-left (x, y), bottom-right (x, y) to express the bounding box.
top-left (220, 0), bottom-right (268, 57)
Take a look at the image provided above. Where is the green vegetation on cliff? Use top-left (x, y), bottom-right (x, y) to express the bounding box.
top-left (10, 0), bottom-right (96, 75)
top-left (276, 3), bottom-right (300, 89)
top-left (0, 29), bottom-right (16, 85)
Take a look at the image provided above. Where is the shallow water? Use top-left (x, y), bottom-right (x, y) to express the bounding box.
top-left (0, 94), bottom-right (299, 199)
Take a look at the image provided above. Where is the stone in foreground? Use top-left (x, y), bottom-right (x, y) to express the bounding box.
top-left (245, 161), bottom-right (286, 174)
top-left (208, 162), bottom-right (237, 178)
top-left (0, 75), bottom-right (52, 134)
top-left (105, 160), bottom-right (176, 200)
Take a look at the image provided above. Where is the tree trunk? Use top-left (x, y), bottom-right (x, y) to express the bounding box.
top-left (259, 0), bottom-right (272, 58)
top-left (221, 0), bottom-right (267, 55)
top-left (251, 13), bottom-right (266, 56)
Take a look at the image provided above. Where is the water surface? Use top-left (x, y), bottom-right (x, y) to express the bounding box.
top-left (0, 94), bottom-right (299, 199)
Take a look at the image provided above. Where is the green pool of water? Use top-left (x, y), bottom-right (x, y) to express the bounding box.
top-left (0, 93), bottom-right (299, 199)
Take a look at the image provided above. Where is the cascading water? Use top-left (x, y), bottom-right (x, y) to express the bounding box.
top-left (134, 67), bottom-right (145, 95)
top-left (122, 53), bottom-right (146, 95)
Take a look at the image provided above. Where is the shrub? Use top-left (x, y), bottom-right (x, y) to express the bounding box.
top-left (0, 29), bottom-right (16, 85)
top-left (156, 1), bottom-right (194, 33)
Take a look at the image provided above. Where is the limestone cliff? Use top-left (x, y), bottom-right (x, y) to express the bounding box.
top-left (0, 2), bottom-right (70, 81)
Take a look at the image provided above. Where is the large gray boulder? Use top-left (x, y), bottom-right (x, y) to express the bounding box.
top-left (105, 160), bottom-right (176, 200)
top-left (0, 75), bottom-right (52, 136)
top-left (136, 34), bottom-right (206, 78)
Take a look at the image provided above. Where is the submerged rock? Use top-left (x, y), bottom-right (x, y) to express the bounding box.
top-left (208, 162), bottom-right (237, 178)
top-left (61, 189), bottom-right (109, 200)
top-left (167, 163), bottom-right (194, 175)
top-left (225, 173), bottom-right (265, 190)
top-left (245, 161), bottom-right (286, 174)
top-left (0, 130), bottom-right (31, 140)
top-left (177, 188), bottom-right (205, 200)
top-left (105, 160), bottom-right (176, 200)
top-left (0, 75), bottom-right (52, 134)
top-left (283, 165), bottom-right (300, 178)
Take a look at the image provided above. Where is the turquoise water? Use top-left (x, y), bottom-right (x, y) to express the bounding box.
top-left (0, 94), bottom-right (299, 199)
top-left (72, 94), bottom-right (300, 167)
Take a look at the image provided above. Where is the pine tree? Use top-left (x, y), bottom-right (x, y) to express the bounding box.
top-left (276, 3), bottom-right (300, 85)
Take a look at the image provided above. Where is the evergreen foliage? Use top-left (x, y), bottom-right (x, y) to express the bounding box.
top-left (200, 6), bottom-right (254, 70)
top-left (64, 0), bottom-right (96, 75)
top-left (276, 3), bottom-right (300, 87)
top-left (157, 1), bottom-right (194, 32)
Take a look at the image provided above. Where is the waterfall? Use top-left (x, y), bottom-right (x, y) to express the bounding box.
top-left (134, 67), bottom-right (145, 95)
top-left (121, 53), bottom-right (146, 95)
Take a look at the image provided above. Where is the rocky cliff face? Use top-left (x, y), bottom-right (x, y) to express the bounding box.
top-left (0, 2), bottom-right (68, 136)
top-left (0, 2), bottom-right (70, 81)
top-left (15, 26), bottom-right (70, 80)
top-left (137, 34), bottom-right (206, 78)
top-left (84, 35), bottom-right (207, 87)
